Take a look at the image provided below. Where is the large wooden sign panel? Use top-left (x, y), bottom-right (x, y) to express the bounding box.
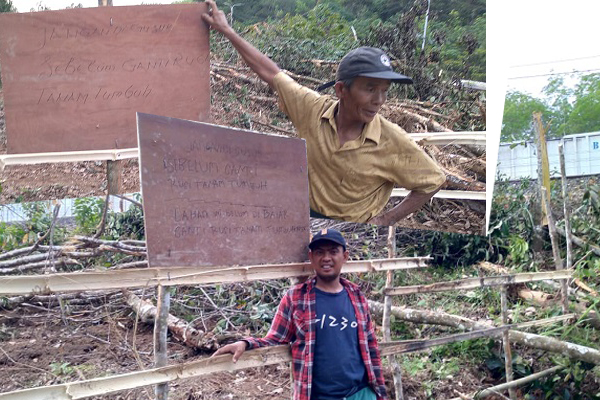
top-left (0, 4), bottom-right (210, 154)
top-left (137, 113), bottom-right (310, 268)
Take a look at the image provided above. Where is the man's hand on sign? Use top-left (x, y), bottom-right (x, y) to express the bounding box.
top-left (211, 340), bottom-right (248, 363)
top-left (201, 0), bottom-right (233, 36)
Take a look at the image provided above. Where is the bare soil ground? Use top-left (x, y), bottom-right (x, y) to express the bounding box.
top-left (0, 307), bottom-right (290, 399)
top-left (0, 296), bottom-right (508, 400)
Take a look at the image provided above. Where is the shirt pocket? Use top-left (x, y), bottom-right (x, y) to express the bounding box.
top-left (292, 310), bottom-right (308, 342)
top-left (338, 152), bottom-right (386, 192)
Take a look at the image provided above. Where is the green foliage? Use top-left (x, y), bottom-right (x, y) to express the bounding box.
top-left (502, 91), bottom-right (552, 142)
top-left (0, 221), bottom-right (26, 251)
top-left (425, 11), bottom-right (486, 81)
top-left (363, 5), bottom-right (485, 103)
top-left (212, 0), bottom-right (485, 26)
top-left (423, 229), bottom-right (492, 268)
top-left (485, 353), bottom-right (532, 380)
top-left (21, 202), bottom-right (51, 233)
top-left (0, 0), bottom-right (16, 13)
top-left (0, 202), bottom-right (69, 250)
top-left (105, 197), bottom-right (145, 240)
top-left (566, 73), bottom-right (600, 134)
top-left (74, 197), bottom-right (105, 236)
top-left (432, 338), bottom-right (494, 361)
top-left (503, 73), bottom-right (600, 141)
top-left (50, 362), bottom-right (75, 377)
top-left (524, 360), bottom-right (600, 400)
top-left (238, 3), bottom-right (357, 75)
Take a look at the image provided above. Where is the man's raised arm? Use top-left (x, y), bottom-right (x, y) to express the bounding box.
top-left (201, 0), bottom-right (281, 89)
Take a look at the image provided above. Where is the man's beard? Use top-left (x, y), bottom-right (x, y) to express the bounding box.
top-left (316, 271), bottom-right (340, 282)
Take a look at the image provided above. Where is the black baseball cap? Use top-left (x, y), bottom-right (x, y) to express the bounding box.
top-left (309, 228), bottom-right (347, 250)
top-left (317, 47), bottom-right (413, 91)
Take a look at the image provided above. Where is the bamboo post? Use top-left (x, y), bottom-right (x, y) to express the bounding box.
top-left (533, 112), bottom-right (551, 226)
top-left (383, 226), bottom-right (404, 400)
top-left (558, 143), bottom-right (573, 270)
top-left (500, 285), bottom-right (517, 399)
top-left (533, 113), bottom-right (568, 315)
top-left (154, 285), bottom-right (170, 400)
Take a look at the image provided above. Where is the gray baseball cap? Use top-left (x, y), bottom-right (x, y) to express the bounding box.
top-left (317, 47), bottom-right (413, 91)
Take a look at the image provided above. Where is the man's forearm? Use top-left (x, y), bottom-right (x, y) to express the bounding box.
top-left (369, 189), bottom-right (439, 226)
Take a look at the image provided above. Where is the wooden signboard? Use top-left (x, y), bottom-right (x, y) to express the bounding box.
top-left (0, 4), bottom-right (210, 154)
top-left (137, 113), bottom-right (310, 268)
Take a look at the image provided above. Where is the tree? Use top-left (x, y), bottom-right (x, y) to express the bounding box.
top-left (0, 0), bottom-right (16, 13)
top-left (501, 91), bottom-right (551, 142)
top-left (566, 73), bottom-right (600, 134)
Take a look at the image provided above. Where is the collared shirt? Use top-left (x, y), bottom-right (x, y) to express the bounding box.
top-left (244, 277), bottom-right (388, 400)
top-left (272, 72), bottom-right (446, 223)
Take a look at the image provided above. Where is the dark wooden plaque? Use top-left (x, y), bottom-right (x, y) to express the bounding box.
top-left (137, 113), bottom-right (310, 268)
top-left (0, 4), bottom-right (210, 154)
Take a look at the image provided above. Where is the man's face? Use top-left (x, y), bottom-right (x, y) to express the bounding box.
top-left (337, 76), bottom-right (391, 124)
top-left (308, 241), bottom-right (349, 282)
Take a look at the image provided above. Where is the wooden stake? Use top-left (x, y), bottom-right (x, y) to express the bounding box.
top-left (107, 160), bottom-right (123, 195)
top-left (558, 144), bottom-right (573, 270)
top-left (383, 226), bottom-right (404, 400)
top-left (500, 286), bottom-right (517, 399)
top-left (154, 285), bottom-right (170, 400)
top-left (533, 112), bottom-right (551, 226)
top-left (533, 113), bottom-right (568, 315)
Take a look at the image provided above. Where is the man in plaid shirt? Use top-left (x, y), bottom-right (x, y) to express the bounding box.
top-left (213, 229), bottom-right (388, 400)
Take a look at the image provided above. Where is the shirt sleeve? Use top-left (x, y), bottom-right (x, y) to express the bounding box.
top-left (272, 71), bottom-right (324, 138)
top-left (244, 290), bottom-right (296, 349)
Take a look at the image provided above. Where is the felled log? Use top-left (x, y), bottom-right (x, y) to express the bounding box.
top-left (2, 290), bottom-right (123, 309)
top-left (0, 258), bottom-right (80, 275)
top-left (442, 168), bottom-right (486, 191)
top-left (250, 119), bottom-right (295, 135)
top-left (555, 226), bottom-right (600, 257)
top-left (395, 108), bottom-right (452, 132)
top-left (443, 154), bottom-right (486, 182)
top-left (368, 301), bottom-right (600, 365)
top-left (123, 290), bottom-right (220, 351)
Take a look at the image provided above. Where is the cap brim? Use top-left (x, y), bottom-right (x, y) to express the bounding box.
top-left (308, 238), bottom-right (346, 250)
top-left (316, 80), bottom-right (336, 92)
top-left (359, 71), bottom-right (413, 84)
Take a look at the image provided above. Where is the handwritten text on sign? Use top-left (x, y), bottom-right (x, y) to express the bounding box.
top-left (0, 4), bottom-right (210, 153)
top-left (137, 113), bottom-right (310, 268)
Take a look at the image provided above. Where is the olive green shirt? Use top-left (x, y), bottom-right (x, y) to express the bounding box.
top-left (273, 72), bottom-right (446, 223)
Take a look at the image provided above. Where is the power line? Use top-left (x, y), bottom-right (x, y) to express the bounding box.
top-left (511, 54), bottom-right (600, 68)
top-left (508, 68), bottom-right (600, 80)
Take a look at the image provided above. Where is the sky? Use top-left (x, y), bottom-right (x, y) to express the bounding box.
top-left (499, 0), bottom-right (600, 97)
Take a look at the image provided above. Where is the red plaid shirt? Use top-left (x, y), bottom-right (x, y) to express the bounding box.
top-left (245, 277), bottom-right (388, 400)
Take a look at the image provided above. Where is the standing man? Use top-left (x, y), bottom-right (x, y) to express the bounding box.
top-left (212, 228), bottom-right (387, 400)
top-left (202, 1), bottom-right (445, 226)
